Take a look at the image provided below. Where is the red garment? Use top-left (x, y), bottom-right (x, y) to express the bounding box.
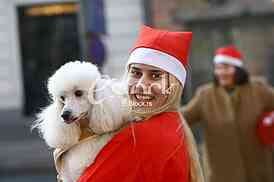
top-left (256, 111), bottom-right (274, 146)
top-left (77, 112), bottom-right (189, 182)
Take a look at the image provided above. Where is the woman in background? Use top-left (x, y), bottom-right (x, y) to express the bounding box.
top-left (182, 45), bottom-right (274, 182)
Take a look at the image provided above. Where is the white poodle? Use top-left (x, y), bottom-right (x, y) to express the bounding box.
top-left (33, 61), bottom-right (132, 182)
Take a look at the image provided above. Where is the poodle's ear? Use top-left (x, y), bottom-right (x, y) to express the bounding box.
top-left (88, 79), bottom-right (128, 134)
top-left (33, 101), bottom-right (81, 149)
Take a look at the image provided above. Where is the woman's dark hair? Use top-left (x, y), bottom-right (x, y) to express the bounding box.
top-left (214, 66), bottom-right (250, 86)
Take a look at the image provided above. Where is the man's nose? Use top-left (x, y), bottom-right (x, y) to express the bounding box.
top-left (136, 75), bottom-right (150, 89)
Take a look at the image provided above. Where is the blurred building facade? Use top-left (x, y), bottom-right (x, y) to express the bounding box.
top-left (0, 0), bottom-right (143, 115)
top-left (148, 0), bottom-right (274, 96)
top-left (0, 0), bottom-right (144, 181)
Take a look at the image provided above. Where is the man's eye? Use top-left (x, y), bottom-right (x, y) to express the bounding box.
top-left (130, 70), bottom-right (142, 77)
top-left (75, 90), bottom-right (83, 97)
top-left (151, 73), bottom-right (162, 80)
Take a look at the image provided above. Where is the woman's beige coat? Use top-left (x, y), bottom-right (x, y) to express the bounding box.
top-left (182, 78), bottom-right (274, 182)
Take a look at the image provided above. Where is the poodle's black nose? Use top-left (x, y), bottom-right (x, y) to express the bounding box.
top-left (61, 110), bottom-right (72, 121)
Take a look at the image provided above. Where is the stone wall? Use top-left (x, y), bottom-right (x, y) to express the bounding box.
top-left (149, 0), bottom-right (274, 94)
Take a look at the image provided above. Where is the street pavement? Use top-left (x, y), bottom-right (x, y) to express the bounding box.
top-left (0, 110), bottom-right (55, 181)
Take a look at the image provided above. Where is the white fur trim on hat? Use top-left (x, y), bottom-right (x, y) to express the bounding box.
top-left (214, 55), bottom-right (243, 67)
top-left (127, 48), bottom-right (187, 86)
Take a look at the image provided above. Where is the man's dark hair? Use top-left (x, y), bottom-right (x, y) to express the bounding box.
top-left (214, 66), bottom-right (249, 86)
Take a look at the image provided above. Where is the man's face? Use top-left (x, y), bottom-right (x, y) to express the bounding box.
top-left (127, 64), bottom-right (170, 112)
top-left (214, 63), bottom-right (236, 88)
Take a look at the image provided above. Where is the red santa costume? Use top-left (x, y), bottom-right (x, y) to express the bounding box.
top-left (77, 25), bottom-right (203, 182)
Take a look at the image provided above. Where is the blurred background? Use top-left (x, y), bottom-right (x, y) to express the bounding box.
top-left (0, 0), bottom-right (273, 181)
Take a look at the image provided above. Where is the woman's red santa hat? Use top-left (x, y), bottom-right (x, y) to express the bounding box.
top-left (214, 45), bottom-right (243, 67)
top-left (126, 25), bottom-right (192, 86)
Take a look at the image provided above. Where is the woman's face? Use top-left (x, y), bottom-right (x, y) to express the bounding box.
top-left (214, 63), bottom-right (236, 88)
top-left (127, 64), bottom-right (170, 111)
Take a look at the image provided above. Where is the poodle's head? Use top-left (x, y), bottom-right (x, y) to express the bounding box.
top-left (48, 61), bottom-right (100, 124)
top-left (34, 61), bottom-right (131, 149)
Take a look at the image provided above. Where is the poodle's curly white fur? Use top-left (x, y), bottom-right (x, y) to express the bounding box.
top-left (33, 61), bottom-right (131, 182)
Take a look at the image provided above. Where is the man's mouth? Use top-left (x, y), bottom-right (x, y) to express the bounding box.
top-left (134, 94), bottom-right (154, 101)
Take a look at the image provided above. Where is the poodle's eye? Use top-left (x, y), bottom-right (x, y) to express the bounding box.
top-left (60, 96), bottom-right (65, 101)
top-left (75, 90), bottom-right (83, 97)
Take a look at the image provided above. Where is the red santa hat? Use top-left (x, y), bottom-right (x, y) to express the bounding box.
top-left (126, 25), bottom-right (192, 86)
top-left (214, 45), bottom-right (243, 67)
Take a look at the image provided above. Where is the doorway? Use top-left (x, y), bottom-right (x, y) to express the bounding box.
top-left (17, 3), bottom-right (80, 115)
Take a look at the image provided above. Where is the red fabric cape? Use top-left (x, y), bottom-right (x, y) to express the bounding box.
top-left (77, 112), bottom-right (189, 182)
